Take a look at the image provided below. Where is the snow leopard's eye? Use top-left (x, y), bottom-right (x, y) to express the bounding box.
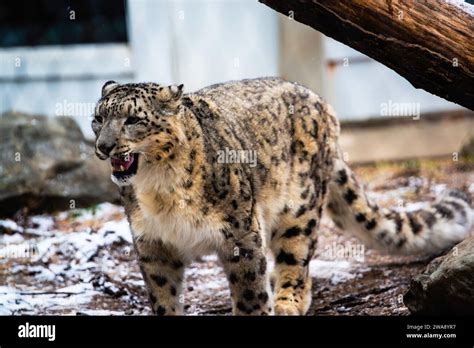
top-left (125, 116), bottom-right (141, 125)
top-left (94, 115), bottom-right (103, 124)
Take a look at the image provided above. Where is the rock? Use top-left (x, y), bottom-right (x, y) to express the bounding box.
top-left (0, 112), bottom-right (119, 216)
top-left (404, 237), bottom-right (474, 314)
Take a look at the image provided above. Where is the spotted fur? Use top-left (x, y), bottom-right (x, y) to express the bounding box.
top-left (327, 160), bottom-right (473, 255)
top-left (93, 77), bottom-right (473, 315)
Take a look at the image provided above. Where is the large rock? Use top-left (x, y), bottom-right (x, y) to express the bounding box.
top-left (0, 112), bottom-right (119, 216)
top-left (404, 237), bottom-right (474, 314)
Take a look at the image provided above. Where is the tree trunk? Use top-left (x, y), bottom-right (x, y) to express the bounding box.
top-left (259, 0), bottom-right (474, 110)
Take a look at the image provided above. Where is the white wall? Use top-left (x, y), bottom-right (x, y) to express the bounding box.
top-left (127, 0), bottom-right (279, 91)
top-left (321, 37), bottom-right (463, 120)
top-left (0, 44), bottom-right (133, 137)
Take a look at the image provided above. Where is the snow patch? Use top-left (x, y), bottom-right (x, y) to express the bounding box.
top-left (394, 201), bottom-right (430, 213)
top-left (431, 183), bottom-right (447, 196)
top-left (30, 216), bottom-right (55, 232)
top-left (0, 203), bottom-right (136, 315)
top-left (309, 260), bottom-right (356, 284)
top-left (0, 283), bottom-right (99, 315)
top-left (0, 233), bottom-right (25, 244)
top-left (0, 219), bottom-right (22, 232)
top-left (99, 220), bottom-right (133, 244)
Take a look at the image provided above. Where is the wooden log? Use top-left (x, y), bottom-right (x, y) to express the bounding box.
top-left (259, 0), bottom-right (474, 110)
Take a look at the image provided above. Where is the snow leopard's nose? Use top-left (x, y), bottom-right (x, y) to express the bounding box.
top-left (95, 121), bottom-right (119, 160)
top-left (96, 141), bottom-right (115, 159)
top-left (97, 143), bottom-right (115, 159)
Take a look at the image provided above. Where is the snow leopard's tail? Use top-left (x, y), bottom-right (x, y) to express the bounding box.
top-left (326, 158), bottom-right (473, 255)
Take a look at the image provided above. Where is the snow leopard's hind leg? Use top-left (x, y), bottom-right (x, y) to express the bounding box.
top-left (270, 200), bottom-right (324, 315)
top-left (268, 89), bottom-right (337, 315)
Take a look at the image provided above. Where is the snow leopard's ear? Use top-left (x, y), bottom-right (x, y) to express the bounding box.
top-left (169, 84), bottom-right (184, 100)
top-left (157, 84), bottom-right (184, 102)
top-left (102, 80), bottom-right (120, 97)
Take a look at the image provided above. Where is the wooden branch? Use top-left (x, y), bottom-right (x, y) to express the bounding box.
top-left (259, 0), bottom-right (474, 110)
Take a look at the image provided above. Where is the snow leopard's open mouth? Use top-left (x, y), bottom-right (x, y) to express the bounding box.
top-left (111, 153), bottom-right (139, 180)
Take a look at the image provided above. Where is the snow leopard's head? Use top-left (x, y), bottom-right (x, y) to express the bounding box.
top-left (92, 80), bottom-right (185, 186)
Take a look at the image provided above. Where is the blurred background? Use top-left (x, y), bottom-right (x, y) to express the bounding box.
top-left (1, 0), bottom-right (473, 161)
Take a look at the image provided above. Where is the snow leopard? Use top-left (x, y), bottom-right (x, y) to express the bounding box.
top-left (92, 77), bottom-right (473, 315)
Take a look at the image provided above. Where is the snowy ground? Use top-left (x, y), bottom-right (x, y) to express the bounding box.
top-left (0, 159), bottom-right (472, 315)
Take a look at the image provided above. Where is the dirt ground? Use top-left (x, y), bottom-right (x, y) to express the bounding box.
top-left (0, 158), bottom-right (473, 315)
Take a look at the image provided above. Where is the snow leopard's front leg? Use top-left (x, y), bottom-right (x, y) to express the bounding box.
top-left (119, 186), bottom-right (185, 315)
top-left (134, 238), bottom-right (186, 315)
top-left (218, 213), bottom-right (273, 315)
